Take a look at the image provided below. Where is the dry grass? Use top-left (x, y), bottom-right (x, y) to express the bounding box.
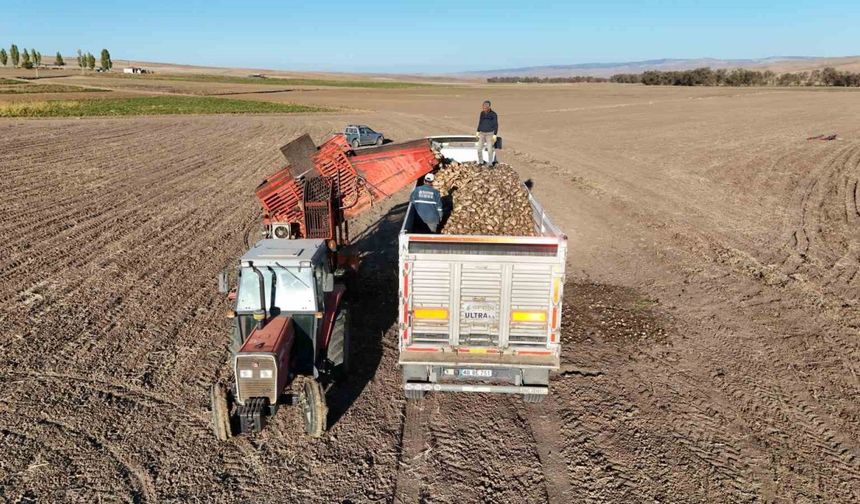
top-left (0, 83), bottom-right (107, 94)
top-left (0, 100), bottom-right (82, 116)
top-left (93, 72), bottom-right (436, 89)
top-left (0, 96), bottom-right (331, 117)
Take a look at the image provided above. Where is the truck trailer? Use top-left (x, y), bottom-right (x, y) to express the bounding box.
top-left (398, 182), bottom-right (567, 402)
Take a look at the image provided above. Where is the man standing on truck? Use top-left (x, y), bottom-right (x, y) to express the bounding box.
top-left (409, 173), bottom-right (444, 233)
top-left (476, 100), bottom-right (498, 165)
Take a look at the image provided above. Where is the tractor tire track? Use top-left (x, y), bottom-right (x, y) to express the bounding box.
top-left (393, 398), bottom-right (430, 503)
top-left (517, 397), bottom-right (574, 504)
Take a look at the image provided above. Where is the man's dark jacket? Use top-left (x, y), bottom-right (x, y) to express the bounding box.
top-left (477, 110), bottom-right (498, 134)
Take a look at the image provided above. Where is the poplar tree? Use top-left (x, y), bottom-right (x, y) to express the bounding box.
top-left (21, 49), bottom-right (32, 69)
top-left (100, 48), bottom-right (112, 70)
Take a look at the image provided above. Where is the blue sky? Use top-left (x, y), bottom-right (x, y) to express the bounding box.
top-left (1, 1), bottom-right (856, 73)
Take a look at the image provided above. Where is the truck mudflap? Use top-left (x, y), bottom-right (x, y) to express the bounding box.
top-left (404, 382), bottom-right (548, 396)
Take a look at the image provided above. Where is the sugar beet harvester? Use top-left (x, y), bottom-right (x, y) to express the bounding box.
top-left (211, 133), bottom-right (439, 440)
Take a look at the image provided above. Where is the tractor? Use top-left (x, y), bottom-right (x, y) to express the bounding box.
top-left (211, 132), bottom-right (439, 439)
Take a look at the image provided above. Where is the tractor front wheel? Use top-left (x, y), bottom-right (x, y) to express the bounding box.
top-left (300, 380), bottom-right (327, 438)
top-left (210, 382), bottom-right (233, 441)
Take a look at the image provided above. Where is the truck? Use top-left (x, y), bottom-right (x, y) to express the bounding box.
top-left (397, 176), bottom-right (567, 402)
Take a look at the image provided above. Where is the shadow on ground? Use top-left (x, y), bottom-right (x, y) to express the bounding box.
top-left (325, 203), bottom-right (407, 427)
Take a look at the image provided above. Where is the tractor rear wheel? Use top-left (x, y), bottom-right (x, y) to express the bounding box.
top-left (327, 305), bottom-right (350, 378)
top-left (230, 321), bottom-right (243, 354)
top-left (300, 380), bottom-right (327, 438)
top-left (210, 382), bottom-right (233, 441)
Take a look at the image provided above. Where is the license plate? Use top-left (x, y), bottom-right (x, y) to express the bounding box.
top-left (458, 368), bottom-right (493, 378)
top-left (463, 303), bottom-right (498, 321)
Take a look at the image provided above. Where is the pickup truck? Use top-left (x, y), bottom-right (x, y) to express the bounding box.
top-left (397, 147), bottom-right (567, 402)
top-left (344, 125), bottom-right (384, 148)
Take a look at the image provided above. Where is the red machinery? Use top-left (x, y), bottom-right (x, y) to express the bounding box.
top-left (211, 133), bottom-right (439, 440)
top-left (255, 133), bottom-right (439, 243)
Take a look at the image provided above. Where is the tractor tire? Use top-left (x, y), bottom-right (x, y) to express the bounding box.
top-left (523, 393), bottom-right (546, 404)
top-left (376, 136), bottom-right (383, 146)
top-left (351, 139), bottom-right (360, 149)
top-left (327, 305), bottom-right (350, 378)
top-left (230, 322), bottom-right (243, 355)
top-left (210, 382), bottom-right (233, 441)
top-left (342, 310), bottom-right (351, 376)
top-left (405, 388), bottom-right (426, 401)
top-left (300, 379), bottom-right (327, 438)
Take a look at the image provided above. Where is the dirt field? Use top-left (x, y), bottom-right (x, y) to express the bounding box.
top-left (1, 83), bottom-right (859, 503)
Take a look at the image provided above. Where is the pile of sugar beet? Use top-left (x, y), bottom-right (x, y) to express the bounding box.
top-left (432, 160), bottom-right (537, 236)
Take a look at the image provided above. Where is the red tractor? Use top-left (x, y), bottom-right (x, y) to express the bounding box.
top-left (211, 133), bottom-right (438, 439)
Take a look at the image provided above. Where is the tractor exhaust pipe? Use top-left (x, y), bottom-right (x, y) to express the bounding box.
top-left (248, 261), bottom-right (267, 328)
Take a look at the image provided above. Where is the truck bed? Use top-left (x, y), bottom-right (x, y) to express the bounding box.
top-left (402, 182), bottom-right (564, 240)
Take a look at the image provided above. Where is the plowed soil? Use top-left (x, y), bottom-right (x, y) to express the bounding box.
top-left (1, 84), bottom-right (859, 503)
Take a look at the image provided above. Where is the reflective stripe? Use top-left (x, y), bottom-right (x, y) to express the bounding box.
top-left (413, 200), bottom-right (437, 204)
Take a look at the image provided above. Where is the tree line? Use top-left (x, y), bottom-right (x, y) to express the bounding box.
top-left (0, 45), bottom-right (41, 69)
top-left (486, 66), bottom-right (860, 87)
top-left (486, 75), bottom-right (608, 83)
top-left (609, 67), bottom-right (860, 87)
top-left (0, 44), bottom-right (112, 71)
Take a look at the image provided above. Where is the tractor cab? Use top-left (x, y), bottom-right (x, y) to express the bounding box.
top-left (213, 238), bottom-right (349, 439)
top-left (232, 239), bottom-right (331, 354)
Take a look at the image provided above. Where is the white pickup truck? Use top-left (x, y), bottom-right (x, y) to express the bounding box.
top-left (397, 140), bottom-right (567, 402)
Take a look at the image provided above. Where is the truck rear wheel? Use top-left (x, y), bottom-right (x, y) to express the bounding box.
top-left (523, 393), bottom-right (546, 404)
top-left (210, 382), bottom-right (233, 441)
top-left (405, 388), bottom-right (425, 401)
top-left (300, 380), bottom-right (327, 438)
top-left (351, 139), bottom-right (360, 149)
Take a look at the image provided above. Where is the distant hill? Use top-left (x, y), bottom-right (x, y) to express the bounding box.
top-left (466, 56), bottom-right (860, 78)
top-left (92, 59), bottom-right (467, 84)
